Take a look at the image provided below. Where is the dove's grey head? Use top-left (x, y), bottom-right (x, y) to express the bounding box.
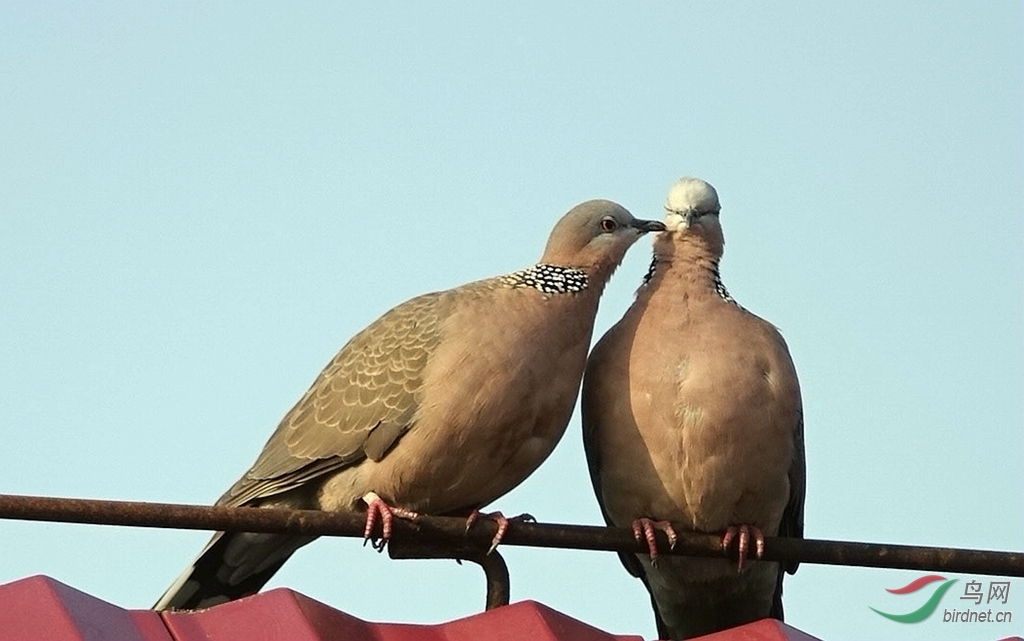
top-left (542, 199), bottom-right (666, 278)
top-left (661, 177), bottom-right (724, 257)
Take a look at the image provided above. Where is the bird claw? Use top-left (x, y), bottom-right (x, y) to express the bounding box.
top-left (721, 524), bottom-right (765, 571)
top-left (632, 517), bottom-right (678, 564)
top-left (465, 510), bottom-right (534, 554)
top-left (362, 492), bottom-right (418, 551)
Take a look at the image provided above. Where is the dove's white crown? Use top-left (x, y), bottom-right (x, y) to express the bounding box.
top-left (665, 177), bottom-right (720, 214)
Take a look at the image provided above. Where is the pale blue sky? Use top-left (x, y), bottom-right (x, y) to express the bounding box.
top-left (1, 3), bottom-right (1021, 640)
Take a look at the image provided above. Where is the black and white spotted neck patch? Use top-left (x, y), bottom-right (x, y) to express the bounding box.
top-left (500, 263), bottom-right (589, 294)
top-left (643, 254), bottom-right (738, 305)
top-left (642, 254), bottom-right (658, 286)
top-left (713, 271), bottom-right (737, 305)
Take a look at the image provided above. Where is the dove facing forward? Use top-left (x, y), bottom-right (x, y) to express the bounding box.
top-left (582, 179), bottom-right (805, 640)
top-left (155, 199), bottom-right (664, 611)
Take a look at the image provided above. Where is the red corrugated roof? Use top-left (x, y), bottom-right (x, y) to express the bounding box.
top-left (0, 575), bottom-right (169, 641)
top-left (159, 583), bottom-right (642, 641)
top-left (0, 574), bottom-right (841, 641)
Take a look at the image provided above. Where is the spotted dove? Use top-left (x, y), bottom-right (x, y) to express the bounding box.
top-left (581, 178), bottom-right (805, 640)
top-left (154, 199), bottom-right (664, 610)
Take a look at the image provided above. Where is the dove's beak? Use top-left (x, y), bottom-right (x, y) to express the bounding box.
top-left (632, 219), bottom-right (667, 233)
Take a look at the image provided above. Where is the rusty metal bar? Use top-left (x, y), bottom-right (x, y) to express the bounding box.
top-left (1, 493), bottom-right (1021, 579)
top-left (388, 538), bottom-right (511, 610)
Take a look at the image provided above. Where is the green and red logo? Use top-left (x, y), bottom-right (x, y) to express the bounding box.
top-left (870, 574), bottom-right (958, 623)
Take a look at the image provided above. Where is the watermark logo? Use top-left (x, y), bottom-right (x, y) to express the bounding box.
top-left (871, 574), bottom-right (958, 623)
top-left (870, 574), bottom-right (1013, 624)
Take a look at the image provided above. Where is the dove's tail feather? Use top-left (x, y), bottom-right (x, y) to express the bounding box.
top-left (769, 568), bottom-right (786, 621)
top-left (153, 531), bottom-right (316, 611)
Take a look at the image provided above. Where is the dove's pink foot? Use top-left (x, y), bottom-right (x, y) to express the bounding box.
top-left (362, 492), bottom-right (418, 551)
top-left (721, 524), bottom-right (765, 570)
top-left (465, 510), bottom-right (535, 554)
top-left (632, 517), bottom-right (678, 562)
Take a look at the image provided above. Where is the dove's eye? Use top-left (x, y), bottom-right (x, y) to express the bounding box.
top-left (599, 217), bottom-right (618, 233)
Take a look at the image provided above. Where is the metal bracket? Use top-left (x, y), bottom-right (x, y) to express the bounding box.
top-left (388, 537), bottom-right (510, 610)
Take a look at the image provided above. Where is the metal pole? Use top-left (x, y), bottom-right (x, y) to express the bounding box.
top-left (1, 493), bottom-right (1020, 578)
